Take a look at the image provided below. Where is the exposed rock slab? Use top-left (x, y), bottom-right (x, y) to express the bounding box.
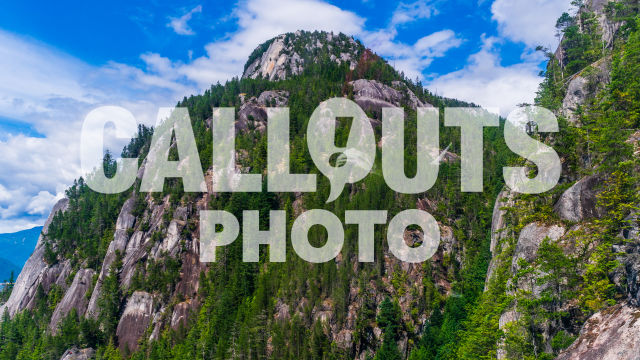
top-left (170, 299), bottom-right (198, 330)
top-left (50, 268), bottom-right (95, 332)
top-left (554, 175), bottom-right (601, 222)
top-left (116, 291), bottom-right (154, 353)
top-left (485, 189), bottom-right (515, 290)
top-left (86, 196), bottom-right (137, 318)
top-left (0, 198), bottom-right (69, 317)
top-left (557, 303), bottom-right (640, 360)
top-left (349, 79), bottom-right (431, 114)
top-left (59, 347), bottom-right (95, 360)
top-left (236, 90), bottom-right (290, 133)
top-left (512, 222), bottom-right (566, 271)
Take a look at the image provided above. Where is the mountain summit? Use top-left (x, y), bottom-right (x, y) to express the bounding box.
top-left (242, 31), bottom-right (363, 81)
top-left (3, 1), bottom-right (640, 358)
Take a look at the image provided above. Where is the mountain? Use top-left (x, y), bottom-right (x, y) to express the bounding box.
top-left (0, 226), bottom-right (42, 276)
top-left (242, 31), bottom-right (363, 81)
top-left (2, 1), bottom-right (640, 358)
top-left (0, 257), bottom-right (19, 283)
top-left (460, 0), bottom-right (640, 359)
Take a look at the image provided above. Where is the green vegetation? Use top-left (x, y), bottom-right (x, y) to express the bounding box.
top-left (2, 7), bottom-right (640, 358)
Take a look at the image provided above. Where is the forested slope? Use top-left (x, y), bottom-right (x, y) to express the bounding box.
top-left (2, 1), bottom-right (640, 359)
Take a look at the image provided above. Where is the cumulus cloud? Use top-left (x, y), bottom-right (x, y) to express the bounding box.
top-left (167, 5), bottom-right (202, 35)
top-left (26, 191), bottom-right (62, 215)
top-left (428, 37), bottom-right (543, 116)
top-left (0, 0), bottom-right (569, 232)
top-left (358, 1), bottom-right (459, 81)
top-left (168, 0), bottom-right (364, 88)
top-left (491, 0), bottom-right (572, 48)
top-left (426, 0), bottom-right (573, 115)
top-left (0, 30), bottom-right (186, 232)
top-left (390, 1), bottom-right (437, 27)
top-left (362, 29), bottom-right (463, 81)
top-left (128, 0), bottom-right (455, 91)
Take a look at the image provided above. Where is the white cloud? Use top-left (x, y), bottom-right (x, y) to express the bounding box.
top-left (356, 1), bottom-right (459, 81)
top-left (391, 1), bottom-right (437, 27)
top-left (0, 30), bottom-right (186, 233)
top-left (491, 0), bottom-right (572, 48)
top-left (428, 36), bottom-right (543, 116)
top-left (0, 219), bottom-right (44, 234)
top-left (167, 5), bottom-right (202, 35)
top-left (0, 0), bottom-right (565, 233)
top-left (169, 0), bottom-right (365, 88)
top-left (26, 191), bottom-right (62, 215)
top-left (362, 29), bottom-right (462, 81)
top-left (424, 0), bottom-right (575, 116)
top-left (126, 0), bottom-right (454, 91)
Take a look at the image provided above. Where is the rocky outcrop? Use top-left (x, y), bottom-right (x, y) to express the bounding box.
top-left (235, 90), bottom-right (290, 133)
top-left (485, 190), bottom-right (515, 289)
top-left (556, 303), bottom-right (640, 360)
top-left (170, 300), bottom-right (197, 330)
top-left (243, 31), bottom-right (361, 81)
top-left (495, 222), bottom-right (567, 359)
top-left (50, 268), bottom-right (96, 332)
top-left (496, 310), bottom-right (521, 359)
top-left (588, 0), bottom-right (623, 48)
top-left (257, 90), bottom-right (289, 107)
top-left (554, 175), bottom-right (602, 222)
top-left (59, 347), bottom-right (95, 360)
top-left (349, 79), bottom-right (431, 115)
top-left (511, 223), bottom-right (566, 272)
top-left (0, 198), bottom-right (69, 317)
top-left (561, 58), bottom-right (610, 124)
top-left (555, 0), bottom-right (618, 124)
top-left (86, 196), bottom-right (137, 318)
top-left (490, 190), bottom-right (515, 255)
top-left (116, 291), bottom-right (154, 353)
top-left (613, 214), bottom-right (640, 306)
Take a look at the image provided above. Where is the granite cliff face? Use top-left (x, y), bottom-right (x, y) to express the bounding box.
top-left (0, 197), bottom-right (70, 317)
top-left (1, 30), bottom-right (458, 359)
top-left (242, 31), bottom-right (362, 81)
top-left (4, 5), bottom-right (639, 357)
top-left (484, 0), bottom-right (640, 358)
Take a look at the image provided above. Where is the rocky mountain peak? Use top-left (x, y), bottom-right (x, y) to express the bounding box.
top-left (242, 30), bottom-right (364, 81)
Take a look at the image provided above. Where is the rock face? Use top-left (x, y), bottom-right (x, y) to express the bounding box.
top-left (349, 79), bottom-right (431, 115)
top-left (561, 58), bottom-right (610, 124)
top-left (511, 222), bottom-right (566, 271)
top-left (485, 190), bottom-right (515, 289)
top-left (59, 347), bottom-right (95, 360)
top-left (554, 175), bottom-right (601, 222)
top-left (613, 214), bottom-right (640, 306)
top-left (557, 0), bottom-right (619, 124)
top-left (557, 303), bottom-right (640, 360)
top-left (490, 190), bottom-right (515, 255)
top-left (492, 222), bottom-right (567, 359)
top-left (50, 268), bottom-right (96, 332)
top-left (243, 31), bottom-right (362, 81)
top-left (170, 300), bottom-right (196, 330)
top-left (116, 291), bottom-right (154, 353)
top-left (86, 196), bottom-right (137, 318)
top-left (588, 0), bottom-right (623, 48)
top-left (235, 90), bottom-right (289, 133)
top-left (0, 198), bottom-right (69, 317)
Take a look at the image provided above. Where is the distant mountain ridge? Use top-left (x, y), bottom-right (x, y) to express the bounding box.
top-left (0, 226), bottom-right (42, 279)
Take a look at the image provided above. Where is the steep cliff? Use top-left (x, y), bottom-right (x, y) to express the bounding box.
top-left (242, 31), bottom-right (362, 81)
top-left (3, 2), bottom-right (639, 357)
top-left (0, 30), bottom-right (497, 360)
top-left (476, 0), bottom-right (640, 359)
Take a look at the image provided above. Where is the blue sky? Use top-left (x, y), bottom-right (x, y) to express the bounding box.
top-left (0, 0), bottom-right (573, 233)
